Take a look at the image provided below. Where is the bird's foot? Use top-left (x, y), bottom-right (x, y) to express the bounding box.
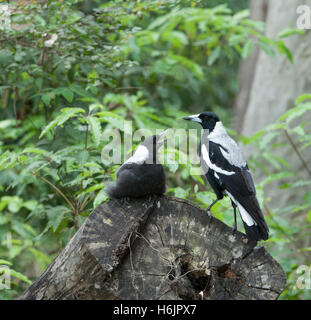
top-left (148, 194), bottom-right (157, 202)
top-left (121, 196), bottom-right (131, 205)
top-left (206, 209), bottom-right (213, 222)
top-left (232, 225), bottom-right (237, 235)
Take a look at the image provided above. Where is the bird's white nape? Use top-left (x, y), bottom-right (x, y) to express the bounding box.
top-left (208, 121), bottom-right (227, 138)
top-left (124, 145), bottom-right (149, 165)
top-left (207, 121), bottom-right (247, 168)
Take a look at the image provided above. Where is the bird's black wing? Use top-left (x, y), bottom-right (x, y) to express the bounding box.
top-left (107, 163), bottom-right (166, 198)
top-left (208, 142), bottom-right (269, 240)
top-left (218, 170), bottom-right (269, 240)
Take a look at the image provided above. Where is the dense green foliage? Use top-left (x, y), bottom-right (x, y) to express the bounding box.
top-left (0, 0), bottom-right (309, 300)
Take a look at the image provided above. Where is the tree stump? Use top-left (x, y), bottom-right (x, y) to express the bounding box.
top-left (19, 196), bottom-right (286, 300)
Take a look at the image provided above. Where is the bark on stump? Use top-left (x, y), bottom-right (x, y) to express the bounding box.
top-left (19, 196), bottom-right (286, 300)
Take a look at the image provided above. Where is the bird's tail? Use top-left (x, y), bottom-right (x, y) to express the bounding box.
top-left (242, 222), bottom-right (269, 242)
top-left (105, 182), bottom-right (123, 199)
top-left (237, 202), bottom-right (269, 241)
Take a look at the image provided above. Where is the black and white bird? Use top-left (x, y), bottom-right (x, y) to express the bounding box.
top-left (183, 112), bottom-right (269, 241)
top-left (106, 131), bottom-right (167, 199)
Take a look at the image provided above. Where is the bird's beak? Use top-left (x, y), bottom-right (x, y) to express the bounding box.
top-left (183, 114), bottom-right (202, 123)
top-left (156, 129), bottom-right (170, 145)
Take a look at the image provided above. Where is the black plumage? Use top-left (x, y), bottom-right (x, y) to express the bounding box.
top-left (106, 133), bottom-right (166, 199)
top-left (184, 112), bottom-right (269, 241)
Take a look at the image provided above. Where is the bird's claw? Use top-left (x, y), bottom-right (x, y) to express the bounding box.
top-left (121, 196), bottom-right (131, 205)
top-left (206, 209), bottom-right (213, 222)
top-left (148, 194), bottom-right (157, 202)
top-left (232, 226), bottom-right (237, 235)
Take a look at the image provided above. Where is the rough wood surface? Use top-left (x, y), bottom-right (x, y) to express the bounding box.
top-left (19, 196), bottom-right (286, 300)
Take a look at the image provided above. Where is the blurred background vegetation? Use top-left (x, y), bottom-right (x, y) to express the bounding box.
top-left (0, 0), bottom-right (310, 300)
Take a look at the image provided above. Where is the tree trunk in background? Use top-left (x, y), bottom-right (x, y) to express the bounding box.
top-left (233, 0), bottom-right (269, 130)
top-left (234, 0), bottom-right (311, 209)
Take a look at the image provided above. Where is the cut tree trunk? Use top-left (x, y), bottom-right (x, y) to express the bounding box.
top-left (19, 196), bottom-right (286, 300)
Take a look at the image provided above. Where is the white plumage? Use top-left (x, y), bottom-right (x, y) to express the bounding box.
top-left (123, 145), bottom-right (149, 165)
top-left (201, 143), bottom-right (234, 176)
top-left (208, 122), bottom-right (246, 168)
top-left (225, 191), bottom-right (256, 227)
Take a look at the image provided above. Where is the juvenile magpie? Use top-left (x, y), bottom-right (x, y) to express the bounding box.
top-left (183, 112), bottom-right (269, 241)
top-left (106, 131), bottom-right (167, 199)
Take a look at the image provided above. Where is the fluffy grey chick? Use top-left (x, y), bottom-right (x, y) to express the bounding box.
top-left (105, 131), bottom-right (167, 199)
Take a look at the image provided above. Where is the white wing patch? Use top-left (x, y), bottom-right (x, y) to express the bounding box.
top-left (226, 191), bottom-right (256, 227)
top-left (201, 144), bottom-right (234, 176)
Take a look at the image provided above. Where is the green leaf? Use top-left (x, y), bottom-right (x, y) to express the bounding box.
top-left (0, 50), bottom-right (12, 65)
top-left (61, 88), bottom-right (74, 103)
top-left (208, 47), bottom-right (221, 66)
top-left (34, 14), bottom-right (46, 26)
top-left (12, 222), bottom-right (34, 239)
top-left (211, 4), bottom-right (232, 14)
top-left (278, 102), bottom-right (311, 123)
top-left (28, 248), bottom-right (51, 270)
top-left (46, 206), bottom-right (71, 232)
top-left (173, 187), bottom-right (188, 199)
top-left (89, 103), bottom-right (105, 113)
top-left (0, 119), bottom-right (15, 130)
top-left (162, 31), bottom-right (188, 48)
top-left (39, 119), bottom-right (59, 139)
top-left (241, 39), bottom-right (254, 59)
top-left (21, 147), bottom-right (46, 155)
top-left (23, 200), bottom-right (38, 211)
top-left (42, 94), bottom-right (51, 106)
top-left (40, 108), bottom-right (85, 138)
top-left (277, 41), bottom-right (293, 63)
top-left (148, 12), bottom-right (172, 30)
top-left (258, 39), bottom-right (275, 57)
top-left (2, 196), bottom-right (23, 213)
top-left (295, 93), bottom-right (311, 104)
top-left (8, 245), bottom-right (23, 260)
top-left (0, 259), bottom-right (12, 266)
top-left (83, 183), bottom-right (105, 195)
top-left (278, 27), bottom-right (305, 38)
top-left (168, 53), bottom-right (203, 79)
top-left (240, 130), bottom-right (264, 145)
top-left (261, 172), bottom-right (294, 187)
top-left (8, 268), bottom-right (32, 284)
top-left (233, 9), bottom-right (250, 20)
top-left (241, 19), bottom-right (265, 32)
top-left (98, 115), bottom-right (125, 131)
top-left (196, 191), bottom-right (215, 207)
top-left (94, 189), bottom-right (109, 208)
top-left (86, 116), bottom-right (102, 147)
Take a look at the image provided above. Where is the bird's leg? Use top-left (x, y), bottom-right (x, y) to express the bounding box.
top-left (232, 201), bottom-right (237, 233)
top-left (121, 196), bottom-right (131, 205)
top-left (206, 199), bottom-right (219, 218)
top-left (148, 194), bottom-right (157, 202)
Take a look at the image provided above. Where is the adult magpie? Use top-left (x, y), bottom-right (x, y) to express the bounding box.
top-left (183, 112), bottom-right (269, 241)
top-left (106, 131), bottom-right (167, 199)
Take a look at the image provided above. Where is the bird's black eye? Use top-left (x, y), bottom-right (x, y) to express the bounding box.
top-left (204, 116), bottom-right (209, 120)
